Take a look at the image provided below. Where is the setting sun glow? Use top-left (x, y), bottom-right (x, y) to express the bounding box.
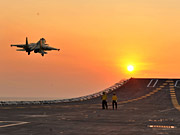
top-left (2, 0), bottom-right (180, 98)
top-left (127, 65), bottom-right (134, 72)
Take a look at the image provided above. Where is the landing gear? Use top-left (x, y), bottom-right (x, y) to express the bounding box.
top-left (28, 52), bottom-right (30, 55)
top-left (41, 53), bottom-right (44, 56)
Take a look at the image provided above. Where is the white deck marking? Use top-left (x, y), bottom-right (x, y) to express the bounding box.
top-left (0, 121), bottom-right (29, 128)
top-left (159, 108), bottom-right (175, 113)
top-left (175, 80), bottom-right (180, 88)
top-left (153, 80), bottom-right (158, 87)
top-left (147, 79), bottom-right (158, 87)
top-left (147, 79), bottom-right (153, 87)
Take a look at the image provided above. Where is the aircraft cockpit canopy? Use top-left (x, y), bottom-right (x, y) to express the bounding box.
top-left (40, 38), bottom-right (46, 44)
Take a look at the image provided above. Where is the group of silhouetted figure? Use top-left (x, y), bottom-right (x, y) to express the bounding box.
top-left (101, 92), bottom-right (117, 110)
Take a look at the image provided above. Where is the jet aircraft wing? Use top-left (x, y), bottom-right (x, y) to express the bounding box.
top-left (16, 49), bottom-right (26, 51)
top-left (11, 44), bottom-right (25, 48)
top-left (42, 46), bottom-right (60, 51)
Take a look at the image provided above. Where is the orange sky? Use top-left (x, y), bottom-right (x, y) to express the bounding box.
top-left (1, 0), bottom-right (180, 98)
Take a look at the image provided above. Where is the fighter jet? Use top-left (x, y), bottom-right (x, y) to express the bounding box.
top-left (11, 37), bottom-right (60, 56)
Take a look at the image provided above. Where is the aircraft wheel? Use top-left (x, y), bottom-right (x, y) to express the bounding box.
top-left (42, 53), bottom-right (44, 56)
top-left (28, 52), bottom-right (30, 55)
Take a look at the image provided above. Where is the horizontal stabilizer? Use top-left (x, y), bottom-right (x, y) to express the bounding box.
top-left (11, 45), bottom-right (24, 48)
top-left (16, 49), bottom-right (26, 51)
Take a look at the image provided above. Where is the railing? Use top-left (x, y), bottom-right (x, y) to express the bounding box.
top-left (0, 79), bottom-right (130, 106)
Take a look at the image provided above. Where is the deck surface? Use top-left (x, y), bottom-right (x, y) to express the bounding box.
top-left (1, 78), bottom-right (180, 135)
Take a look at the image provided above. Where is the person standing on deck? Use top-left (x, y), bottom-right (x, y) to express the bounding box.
top-left (112, 93), bottom-right (117, 110)
top-left (102, 92), bottom-right (108, 109)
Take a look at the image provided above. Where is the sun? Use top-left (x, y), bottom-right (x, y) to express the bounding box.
top-left (127, 65), bottom-right (134, 72)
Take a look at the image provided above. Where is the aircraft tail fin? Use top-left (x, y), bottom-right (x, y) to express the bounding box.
top-left (25, 37), bottom-right (29, 49)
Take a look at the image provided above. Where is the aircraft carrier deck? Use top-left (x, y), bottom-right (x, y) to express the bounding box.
top-left (1, 78), bottom-right (180, 135)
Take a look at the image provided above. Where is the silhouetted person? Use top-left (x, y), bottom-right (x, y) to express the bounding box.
top-left (102, 92), bottom-right (108, 109)
top-left (112, 93), bottom-right (117, 110)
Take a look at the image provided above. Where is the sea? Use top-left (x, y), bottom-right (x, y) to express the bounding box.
top-left (0, 97), bottom-right (65, 101)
